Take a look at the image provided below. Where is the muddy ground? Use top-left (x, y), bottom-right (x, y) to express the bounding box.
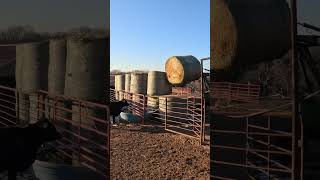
top-left (110, 122), bottom-right (210, 180)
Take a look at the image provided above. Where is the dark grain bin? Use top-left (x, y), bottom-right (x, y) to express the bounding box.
top-left (211, 0), bottom-right (291, 72)
top-left (64, 38), bottom-right (107, 102)
top-left (147, 71), bottom-right (172, 96)
top-left (165, 56), bottom-right (201, 86)
top-left (15, 42), bottom-right (49, 93)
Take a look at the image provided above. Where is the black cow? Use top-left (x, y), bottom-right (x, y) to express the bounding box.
top-left (110, 99), bottom-right (129, 125)
top-left (0, 118), bottom-right (61, 180)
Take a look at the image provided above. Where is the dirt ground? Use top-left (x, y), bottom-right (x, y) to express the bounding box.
top-left (110, 122), bottom-right (210, 180)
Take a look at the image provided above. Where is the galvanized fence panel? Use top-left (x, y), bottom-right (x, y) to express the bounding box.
top-left (0, 85), bottom-right (110, 179)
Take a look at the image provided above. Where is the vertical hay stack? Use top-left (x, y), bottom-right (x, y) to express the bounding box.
top-left (46, 39), bottom-right (67, 119)
top-left (64, 37), bottom-right (107, 125)
top-left (147, 71), bottom-right (172, 109)
top-left (130, 73), bottom-right (147, 111)
top-left (211, 0), bottom-right (291, 80)
top-left (16, 42), bottom-right (49, 124)
top-left (159, 95), bottom-right (188, 122)
top-left (64, 36), bottom-right (108, 166)
top-left (165, 56), bottom-right (201, 86)
top-left (115, 74), bottom-right (125, 100)
top-left (125, 73), bottom-right (131, 92)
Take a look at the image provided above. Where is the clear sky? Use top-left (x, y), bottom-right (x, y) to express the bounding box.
top-left (0, 0), bottom-right (108, 32)
top-left (110, 0), bottom-right (210, 72)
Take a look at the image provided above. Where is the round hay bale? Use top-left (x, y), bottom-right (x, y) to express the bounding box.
top-left (48, 39), bottom-right (67, 95)
top-left (147, 96), bottom-right (159, 109)
top-left (114, 74), bottom-right (125, 100)
top-left (16, 41), bottom-right (49, 93)
top-left (15, 45), bottom-right (24, 92)
top-left (159, 95), bottom-right (189, 121)
top-left (125, 73), bottom-right (131, 92)
top-left (211, 0), bottom-right (291, 72)
top-left (64, 38), bottom-right (107, 102)
top-left (147, 71), bottom-right (171, 95)
top-left (130, 73), bottom-right (147, 94)
top-left (165, 56), bottom-right (201, 86)
top-left (16, 93), bottom-right (30, 125)
top-left (29, 94), bottom-right (40, 123)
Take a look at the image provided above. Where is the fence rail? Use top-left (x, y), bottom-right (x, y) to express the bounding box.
top-left (110, 88), bottom-right (206, 143)
top-left (0, 85), bottom-right (110, 179)
top-left (211, 82), bottom-right (261, 103)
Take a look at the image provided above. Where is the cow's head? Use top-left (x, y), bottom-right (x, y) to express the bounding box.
top-left (31, 118), bottom-right (62, 142)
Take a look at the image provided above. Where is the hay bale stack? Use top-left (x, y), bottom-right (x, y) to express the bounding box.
top-left (46, 39), bottom-right (67, 119)
top-left (63, 36), bottom-right (108, 166)
top-left (130, 73), bottom-right (147, 94)
top-left (48, 39), bottom-right (67, 95)
top-left (211, 0), bottom-right (291, 76)
top-left (147, 96), bottom-right (159, 110)
top-left (16, 94), bottom-right (29, 125)
top-left (15, 41), bottom-right (49, 124)
top-left (64, 38), bottom-right (107, 102)
top-left (16, 42), bottom-right (49, 93)
top-left (165, 56), bottom-right (201, 86)
top-left (159, 95), bottom-right (189, 121)
top-left (114, 74), bottom-right (125, 100)
top-left (147, 71), bottom-right (171, 96)
top-left (125, 73), bottom-right (131, 92)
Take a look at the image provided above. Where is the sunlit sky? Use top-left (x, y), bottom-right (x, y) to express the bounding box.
top-left (110, 0), bottom-right (210, 72)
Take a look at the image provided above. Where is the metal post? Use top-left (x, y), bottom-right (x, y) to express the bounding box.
top-left (200, 59), bottom-right (204, 144)
top-left (165, 98), bottom-right (167, 130)
top-left (290, 0), bottom-right (300, 179)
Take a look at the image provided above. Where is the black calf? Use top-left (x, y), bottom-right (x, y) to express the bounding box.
top-left (110, 99), bottom-right (129, 124)
top-left (0, 118), bottom-right (61, 180)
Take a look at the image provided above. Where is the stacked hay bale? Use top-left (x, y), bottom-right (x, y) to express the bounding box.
top-left (63, 35), bottom-right (108, 165)
top-left (114, 74), bottom-right (125, 100)
top-left (125, 73), bottom-right (131, 98)
top-left (147, 71), bottom-right (172, 110)
top-left (211, 0), bottom-right (291, 81)
top-left (46, 39), bottom-right (67, 120)
top-left (15, 41), bottom-right (49, 125)
top-left (130, 73), bottom-right (147, 113)
top-left (159, 95), bottom-right (188, 123)
top-left (165, 56), bottom-right (201, 86)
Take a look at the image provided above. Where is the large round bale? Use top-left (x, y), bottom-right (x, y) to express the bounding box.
top-left (16, 42), bottom-right (49, 93)
top-left (130, 73), bottom-right (147, 94)
top-left (114, 74), bottom-right (125, 100)
top-left (147, 71), bottom-right (172, 95)
top-left (64, 38), bottom-right (107, 102)
top-left (47, 39), bottom-right (67, 119)
top-left (125, 73), bottom-right (131, 92)
top-left (16, 94), bottom-right (30, 126)
top-left (29, 94), bottom-right (40, 123)
top-left (15, 45), bottom-right (24, 92)
top-left (48, 39), bottom-right (67, 95)
top-left (211, 0), bottom-right (291, 72)
top-left (147, 96), bottom-right (159, 110)
top-left (165, 56), bottom-right (201, 86)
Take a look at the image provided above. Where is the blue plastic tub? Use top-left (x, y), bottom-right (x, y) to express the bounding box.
top-left (120, 112), bottom-right (142, 123)
top-left (33, 160), bottom-right (105, 180)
